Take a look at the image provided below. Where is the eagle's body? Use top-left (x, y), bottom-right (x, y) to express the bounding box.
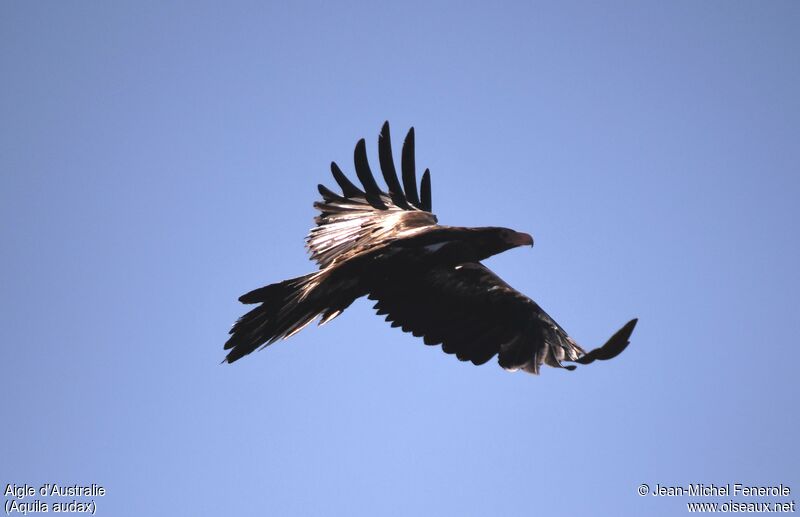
top-left (225, 123), bottom-right (637, 374)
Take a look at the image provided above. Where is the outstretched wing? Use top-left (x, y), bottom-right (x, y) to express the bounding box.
top-left (306, 122), bottom-right (438, 268)
top-left (368, 262), bottom-right (637, 374)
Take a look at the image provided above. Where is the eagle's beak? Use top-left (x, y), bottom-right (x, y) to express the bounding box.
top-left (509, 231), bottom-right (534, 248)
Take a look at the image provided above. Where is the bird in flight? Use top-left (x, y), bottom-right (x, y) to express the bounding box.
top-left (224, 122), bottom-right (637, 374)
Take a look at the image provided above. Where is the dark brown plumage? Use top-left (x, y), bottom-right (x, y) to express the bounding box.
top-left (224, 122), bottom-right (637, 374)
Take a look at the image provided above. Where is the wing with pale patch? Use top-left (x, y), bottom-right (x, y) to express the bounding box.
top-left (306, 122), bottom-right (438, 268)
top-left (368, 262), bottom-right (637, 374)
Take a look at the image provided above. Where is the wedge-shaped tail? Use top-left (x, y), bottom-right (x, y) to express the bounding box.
top-left (224, 272), bottom-right (359, 363)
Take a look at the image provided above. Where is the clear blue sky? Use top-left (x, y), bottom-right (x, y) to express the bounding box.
top-left (2, 2), bottom-right (798, 516)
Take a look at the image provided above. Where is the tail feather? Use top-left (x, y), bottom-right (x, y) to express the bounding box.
top-left (224, 273), bottom-right (357, 363)
top-left (238, 279), bottom-right (296, 304)
top-left (225, 274), bottom-right (316, 363)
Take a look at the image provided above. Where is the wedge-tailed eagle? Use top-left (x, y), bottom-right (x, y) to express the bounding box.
top-left (224, 123), bottom-right (637, 374)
